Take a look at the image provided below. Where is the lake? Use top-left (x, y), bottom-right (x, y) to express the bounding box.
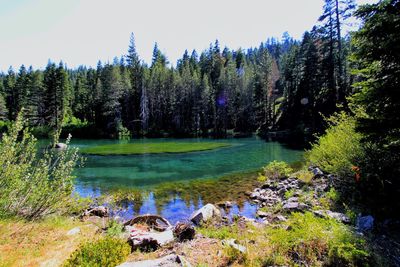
top-left (68, 137), bottom-right (303, 223)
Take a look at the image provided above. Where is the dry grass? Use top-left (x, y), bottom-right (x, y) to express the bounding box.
top-left (0, 216), bottom-right (99, 267)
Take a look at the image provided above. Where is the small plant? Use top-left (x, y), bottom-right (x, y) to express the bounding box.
top-left (106, 220), bottom-right (124, 237)
top-left (294, 170), bottom-right (314, 183)
top-left (262, 160), bottom-right (293, 180)
top-left (64, 237), bottom-right (131, 267)
top-left (284, 189), bottom-right (296, 199)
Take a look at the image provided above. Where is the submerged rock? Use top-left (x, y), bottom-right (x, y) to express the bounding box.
top-left (117, 254), bottom-right (191, 267)
top-left (357, 215), bottom-right (374, 232)
top-left (190, 204), bottom-right (221, 225)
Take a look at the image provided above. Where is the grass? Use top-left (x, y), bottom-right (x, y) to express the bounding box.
top-left (198, 212), bottom-right (371, 266)
top-left (0, 216), bottom-right (98, 267)
top-left (80, 142), bottom-right (231, 155)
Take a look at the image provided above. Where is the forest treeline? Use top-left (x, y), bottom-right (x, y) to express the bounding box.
top-left (0, 0), bottom-right (357, 140)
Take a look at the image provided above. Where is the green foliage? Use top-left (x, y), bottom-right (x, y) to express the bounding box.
top-left (266, 212), bottom-right (370, 266)
top-left (262, 160), bottom-right (293, 180)
top-left (80, 142), bottom-right (230, 155)
top-left (0, 112), bottom-right (80, 219)
top-left (64, 237), bottom-right (130, 267)
top-left (116, 122), bottom-right (131, 140)
top-left (293, 169), bottom-right (314, 183)
top-left (306, 112), bottom-right (364, 176)
top-left (350, 0), bottom-right (400, 214)
top-left (105, 220), bottom-right (124, 237)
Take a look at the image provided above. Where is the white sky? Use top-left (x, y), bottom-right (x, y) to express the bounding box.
top-left (0, 0), bottom-right (378, 71)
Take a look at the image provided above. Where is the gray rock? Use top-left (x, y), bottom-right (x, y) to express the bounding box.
top-left (256, 210), bottom-right (270, 218)
top-left (286, 197), bottom-right (299, 203)
top-left (223, 239), bottom-right (247, 253)
top-left (313, 210), bottom-right (350, 224)
top-left (283, 202), bottom-right (299, 210)
top-left (54, 143), bottom-right (67, 150)
top-left (117, 254), bottom-right (191, 267)
top-left (126, 226), bottom-right (174, 251)
top-left (82, 206), bottom-right (109, 218)
top-left (217, 201), bottom-right (233, 209)
top-left (357, 215), bottom-right (374, 232)
top-left (190, 203), bottom-right (221, 225)
top-left (67, 227), bottom-right (80, 235)
top-left (311, 167), bottom-right (324, 177)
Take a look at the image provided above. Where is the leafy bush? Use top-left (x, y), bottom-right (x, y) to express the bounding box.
top-left (306, 112), bottom-right (364, 177)
top-left (261, 160), bottom-right (293, 180)
top-left (105, 220), bottom-right (124, 237)
top-left (293, 169), bottom-right (314, 183)
top-left (64, 237), bottom-right (130, 267)
top-left (0, 112), bottom-right (80, 219)
top-left (266, 212), bottom-right (370, 266)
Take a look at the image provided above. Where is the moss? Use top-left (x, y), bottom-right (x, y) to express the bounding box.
top-left (80, 142), bottom-right (230, 155)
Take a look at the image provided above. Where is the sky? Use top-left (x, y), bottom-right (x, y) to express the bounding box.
top-left (0, 0), bottom-right (378, 71)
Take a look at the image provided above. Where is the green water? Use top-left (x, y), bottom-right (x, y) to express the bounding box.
top-left (70, 137), bottom-right (303, 193)
top-left (65, 137), bottom-right (303, 222)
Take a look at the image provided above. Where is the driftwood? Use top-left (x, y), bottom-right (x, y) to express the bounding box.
top-left (124, 214), bottom-right (171, 231)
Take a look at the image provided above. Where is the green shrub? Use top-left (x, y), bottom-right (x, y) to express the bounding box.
top-left (266, 212), bottom-right (370, 266)
top-left (293, 169), bottom-right (314, 183)
top-left (262, 160), bottom-right (293, 180)
top-left (0, 112), bottom-right (80, 219)
top-left (64, 237), bottom-right (130, 267)
top-left (306, 112), bottom-right (364, 177)
top-left (106, 220), bottom-right (124, 237)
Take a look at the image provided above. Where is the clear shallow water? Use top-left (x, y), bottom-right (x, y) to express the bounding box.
top-left (65, 137), bottom-right (303, 223)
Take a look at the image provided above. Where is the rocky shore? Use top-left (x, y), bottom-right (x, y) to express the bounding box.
top-left (71, 166), bottom-right (382, 266)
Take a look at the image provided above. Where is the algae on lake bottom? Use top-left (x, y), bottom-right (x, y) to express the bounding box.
top-left (80, 142), bottom-right (231, 155)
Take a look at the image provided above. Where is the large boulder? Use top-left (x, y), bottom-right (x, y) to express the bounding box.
top-left (124, 214), bottom-right (174, 251)
top-left (117, 254), bottom-right (191, 267)
top-left (190, 204), bottom-right (221, 225)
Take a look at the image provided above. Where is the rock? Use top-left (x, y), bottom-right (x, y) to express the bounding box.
top-left (222, 239), bottom-right (247, 253)
top-left (82, 206), bottom-right (109, 218)
top-left (173, 222), bottom-right (195, 242)
top-left (190, 204), bottom-right (221, 225)
top-left (117, 254), bottom-right (191, 267)
top-left (217, 201), bottom-right (233, 209)
top-left (313, 210), bottom-right (350, 224)
top-left (282, 202), bottom-right (308, 212)
top-left (357, 215), bottom-right (374, 232)
top-left (276, 215), bottom-right (288, 222)
top-left (277, 188), bottom-right (287, 196)
top-left (250, 191), bottom-right (261, 199)
top-left (286, 197), bottom-right (299, 203)
top-left (126, 226), bottom-right (174, 251)
top-left (54, 142), bottom-right (67, 150)
top-left (311, 167), bottom-right (324, 177)
top-left (256, 210), bottom-right (270, 218)
top-left (125, 214), bottom-right (171, 231)
top-left (67, 227), bottom-right (80, 235)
